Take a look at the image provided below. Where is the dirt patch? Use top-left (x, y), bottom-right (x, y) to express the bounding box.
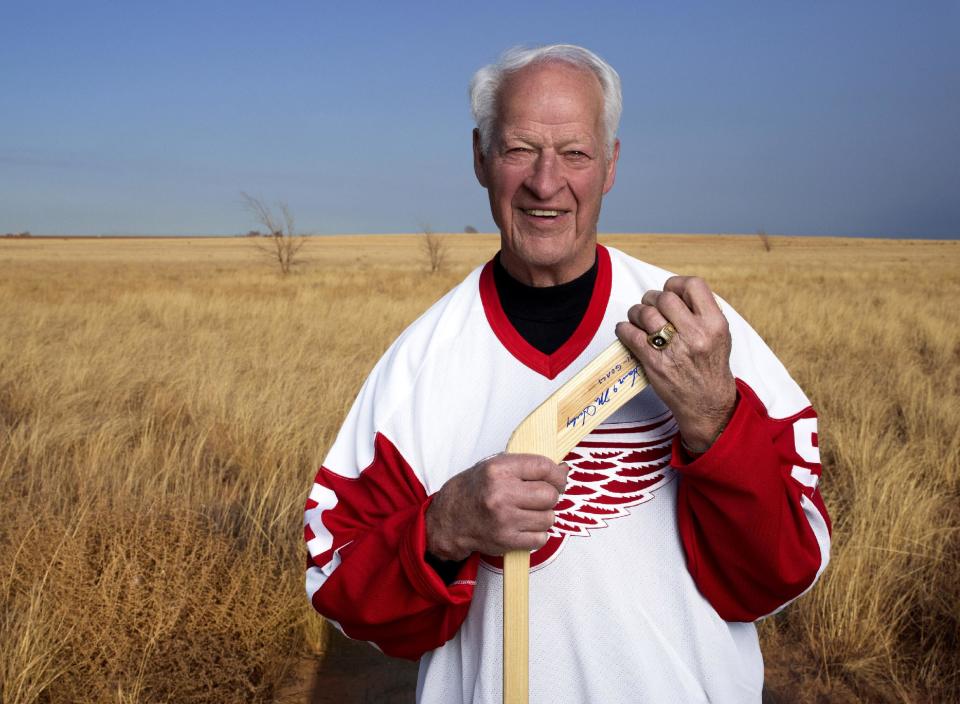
top-left (275, 629), bottom-right (418, 704)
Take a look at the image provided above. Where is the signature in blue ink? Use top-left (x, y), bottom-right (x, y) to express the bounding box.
top-left (618, 366), bottom-right (642, 388)
top-left (566, 404), bottom-right (598, 428)
top-left (566, 365), bottom-right (643, 429)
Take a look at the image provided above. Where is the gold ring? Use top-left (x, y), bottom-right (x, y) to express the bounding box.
top-left (647, 323), bottom-right (677, 350)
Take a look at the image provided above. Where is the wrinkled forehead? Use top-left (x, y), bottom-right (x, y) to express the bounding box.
top-left (494, 61), bottom-right (605, 128)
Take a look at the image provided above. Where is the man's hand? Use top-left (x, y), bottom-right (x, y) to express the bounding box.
top-left (615, 276), bottom-right (737, 454)
top-left (425, 454), bottom-right (568, 562)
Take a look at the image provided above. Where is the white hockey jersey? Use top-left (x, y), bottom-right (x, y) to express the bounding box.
top-left (304, 245), bottom-right (831, 704)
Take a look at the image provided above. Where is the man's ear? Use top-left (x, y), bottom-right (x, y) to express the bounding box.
top-left (473, 128), bottom-right (488, 188)
top-left (602, 138), bottom-right (620, 195)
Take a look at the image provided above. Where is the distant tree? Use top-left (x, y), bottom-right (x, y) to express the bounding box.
top-left (464, 225), bottom-right (478, 234)
top-left (420, 225), bottom-right (447, 274)
top-left (757, 227), bottom-right (772, 252)
top-left (4, 231), bottom-right (31, 238)
top-left (240, 193), bottom-right (306, 275)
top-left (244, 230), bottom-right (262, 238)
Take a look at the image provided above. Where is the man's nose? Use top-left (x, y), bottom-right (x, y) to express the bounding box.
top-left (524, 152), bottom-right (564, 200)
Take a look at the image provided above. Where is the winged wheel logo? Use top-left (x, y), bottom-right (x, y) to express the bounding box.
top-left (482, 411), bottom-right (677, 571)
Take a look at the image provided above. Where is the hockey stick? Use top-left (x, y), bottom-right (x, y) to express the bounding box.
top-left (502, 339), bottom-right (650, 704)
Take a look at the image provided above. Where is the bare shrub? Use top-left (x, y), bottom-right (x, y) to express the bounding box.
top-left (421, 226), bottom-right (447, 273)
top-left (241, 192), bottom-right (306, 275)
top-left (464, 225), bottom-right (478, 234)
top-left (757, 227), bottom-right (772, 252)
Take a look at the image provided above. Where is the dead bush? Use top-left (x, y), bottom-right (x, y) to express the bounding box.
top-left (241, 192), bottom-right (306, 275)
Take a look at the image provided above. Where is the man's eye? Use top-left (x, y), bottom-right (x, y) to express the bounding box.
top-left (565, 150), bottom-right (589, 159)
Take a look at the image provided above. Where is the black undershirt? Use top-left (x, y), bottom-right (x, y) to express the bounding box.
top-left (493, 252), bottom-right (598, 354)
top-left (425, 252), bottom-right (598, 583)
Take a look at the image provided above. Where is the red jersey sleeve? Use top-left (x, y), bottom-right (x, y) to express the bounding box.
top-left (672, 378), bottom-right (832, 621)
top-left (304, 432), bottom-right (479, 660)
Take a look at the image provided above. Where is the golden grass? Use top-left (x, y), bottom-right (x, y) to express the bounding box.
top-left (0, 233), bottom-right (957, 703)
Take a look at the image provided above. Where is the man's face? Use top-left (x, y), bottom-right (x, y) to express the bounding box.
top-left (474, 61), bottom-right (619, 286)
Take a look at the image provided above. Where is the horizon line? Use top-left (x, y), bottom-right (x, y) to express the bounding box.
top-left (3, 231), bottom-right (958, 242)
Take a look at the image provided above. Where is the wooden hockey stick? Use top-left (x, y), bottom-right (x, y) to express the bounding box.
top-left (502, 339), bottom-right (650, 704)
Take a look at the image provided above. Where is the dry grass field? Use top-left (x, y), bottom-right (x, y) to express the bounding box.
top-left (1, 233), bottom-right (958, 703)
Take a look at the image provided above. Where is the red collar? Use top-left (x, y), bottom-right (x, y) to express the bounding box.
top-left (479, 245), bottom-right (612, 380)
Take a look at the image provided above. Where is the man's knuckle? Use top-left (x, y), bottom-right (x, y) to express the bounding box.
top-left (639, 306), bottom-right (660, 328)
top-left (526, 486), bottom-right (545, 508)
top-left (535, 455), bottom-right (555, 471)
top-left (660, 291), bottom-right (683, 312)
top-left (689, 335), bottom-right (709, 354)
top-left (479, 462), bottom-right (498, 483)
top-left (482, 492), bottom-right (503, 514)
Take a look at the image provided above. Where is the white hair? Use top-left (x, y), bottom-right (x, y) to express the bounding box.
top-left (469, 44), bottom-right (622, 158)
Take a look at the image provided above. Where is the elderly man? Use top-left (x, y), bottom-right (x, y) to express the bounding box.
top-left (304, 44), bottom-right (830, 703)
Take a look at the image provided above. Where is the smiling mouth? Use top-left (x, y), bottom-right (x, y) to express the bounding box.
top-left (522, 208), bottom-right (567, 218)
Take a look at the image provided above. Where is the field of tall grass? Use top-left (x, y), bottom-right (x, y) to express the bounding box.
top-left (1, 233), bottom-right (957, 703)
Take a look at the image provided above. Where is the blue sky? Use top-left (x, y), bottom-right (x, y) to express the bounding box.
top-left (1, 1), bottom-right (958, 238)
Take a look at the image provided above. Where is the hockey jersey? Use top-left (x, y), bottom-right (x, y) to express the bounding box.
top-left (303, 245), bottom-right (831, 704)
